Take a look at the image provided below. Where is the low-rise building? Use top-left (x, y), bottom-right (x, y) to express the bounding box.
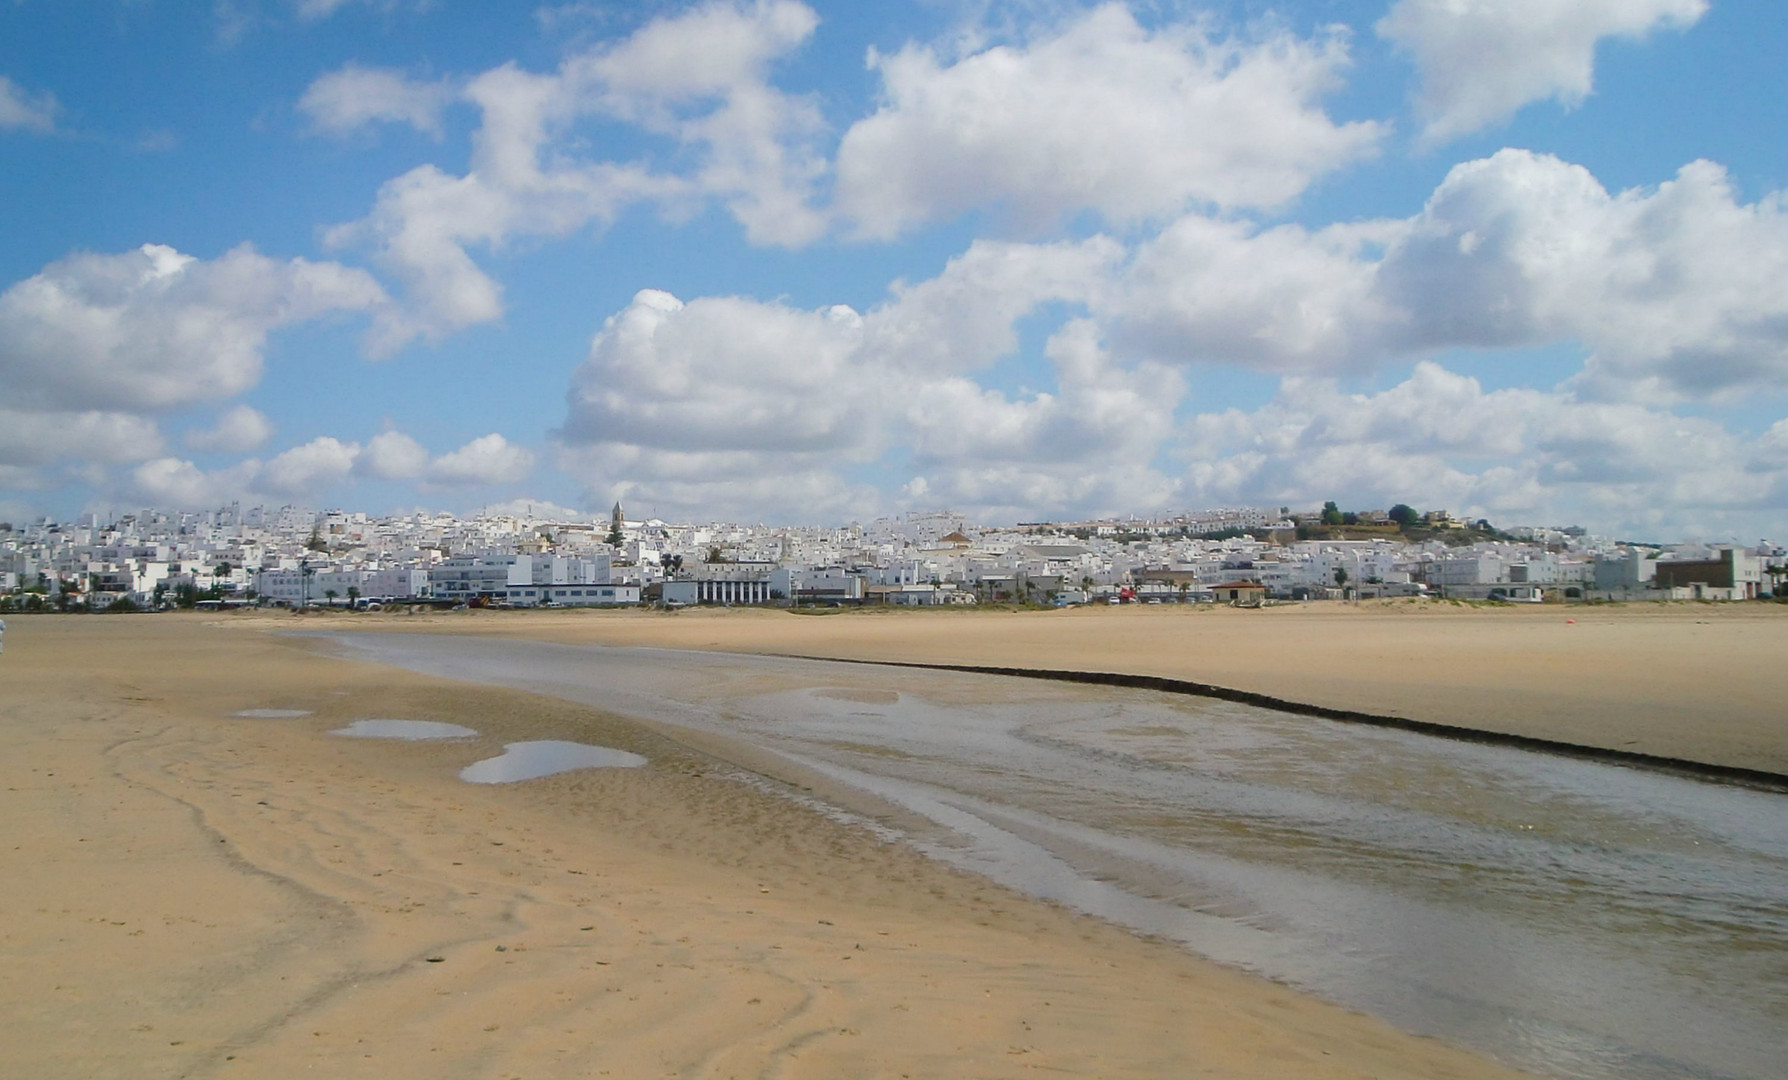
top-left (1210, 580), bottom-right (1267, 605)
top-left (771, 566), bottom-right (864, 604)
top-left (1653, 548), bottom-right (1762, 600)
top-left (663, 561), bottom-right (776, 605)
top-left (361, 568), bottom-right (431, 602)
top-left (504, 583), bottom-right (639, 607)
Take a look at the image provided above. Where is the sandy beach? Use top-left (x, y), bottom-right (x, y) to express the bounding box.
top-left (324, 599), bottom-right (1788, 776)
top-left (1, 612), bottom-right (1544, 1080)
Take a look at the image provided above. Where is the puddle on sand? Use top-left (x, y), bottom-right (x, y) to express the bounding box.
top-left (460, 741), bottom-right (646, 784)
top-left (332, 719), bottom-right (478, 740)
top-left (232, 708), bottom-right (312, 719)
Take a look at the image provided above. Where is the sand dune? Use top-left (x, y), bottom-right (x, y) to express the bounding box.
top-left (1, 613), bottom-right (1535, 1079)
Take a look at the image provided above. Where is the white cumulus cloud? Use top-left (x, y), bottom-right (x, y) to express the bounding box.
top-left (864, 237), bottom-right (1122, 375)
top-left (1110, 214), bottom-right (1399, 373)
top-left (558, 263), bottom-right (1180, 522)
top-left (357, 429), bottom-right (430, 479)
top-left (185, 405), bottom-right (275, 453)
top-left (564, 289), bottom-right (871, 457)
top-left (904, 320), bottom-right (1175, 468)
top-left (332, 0), bottom-right (826, 354)
top-left (0, 409), bottom-right (164, 468)
top-left (426, 433), bottom-right (536, 486)
top-left (0, 243), bottom-right (388, 412)
top-left (1103, 150), bottom-right (1788, 400)
top-left (260, 436), bottom-right (362, 496)
top-left (117, 428), bottom-right (543, 505)
top-left (130, 457), bottom-right (263, 509)
top-left (1177, 362), bottom-right (1786, 538)
top-left (834, 4), bottom-right (1383, 238)
top-left (1378, 0), bottom-right (1707, 142)
top-left (299, 63), bottom-right (456, 138)
top-left (898, 320), bottom-right (1183, 520)
top-left (557, 442), bottom-right (889, 525)
top-left (1378, 151), bottom-right (1788, 400)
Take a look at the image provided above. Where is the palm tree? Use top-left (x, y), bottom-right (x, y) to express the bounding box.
top-left (324, 588), bottom-right (338, 608)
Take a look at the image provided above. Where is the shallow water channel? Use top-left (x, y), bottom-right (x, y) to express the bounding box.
top-left (327, 633), bottom-right (1788, 1080)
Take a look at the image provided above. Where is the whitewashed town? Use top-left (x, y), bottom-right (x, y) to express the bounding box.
top-left (2, 500), bottom-right (1782, 614)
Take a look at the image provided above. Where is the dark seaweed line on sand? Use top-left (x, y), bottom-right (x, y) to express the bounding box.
top-left (771, 655), bottom-right (1788, 794)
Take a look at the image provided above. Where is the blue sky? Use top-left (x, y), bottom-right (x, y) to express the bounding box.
top-left (3, 0), bottom-right (1787, 539)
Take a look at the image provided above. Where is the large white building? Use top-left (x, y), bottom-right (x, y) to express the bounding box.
top-left (662, 578), bottom-right (773, 605)
top-left (255, 567), bottom-right (367, 606)
top-left (662, 562), bottom-right (776, 605)
top-left (428, 555), bottom-right (524, 601)
top-left (503, 583), bottom-right (640, 607)
top-left (429, 553), bottom-right (625, 605)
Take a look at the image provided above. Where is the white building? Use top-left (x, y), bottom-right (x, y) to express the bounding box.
top-left (504, 583), bottom-right (639, 607)
top-left (1433, 553), bottom-right (1504, 590)
top-left (771, 566), bottom-right (864, 603)
top-left (662, 577), bottom-right (773, 605)
top-left (428, 555), bottom-right (523, 602)
top-left (255, 567), bottom-right (367, 606)
top-left (361, 567), bottom-right (431, 602)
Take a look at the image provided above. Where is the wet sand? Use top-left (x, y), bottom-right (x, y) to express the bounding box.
top-left (1, 614), bottom-right (1534, 1080)
top-left (326, 600), bottom-right (1788, 776)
